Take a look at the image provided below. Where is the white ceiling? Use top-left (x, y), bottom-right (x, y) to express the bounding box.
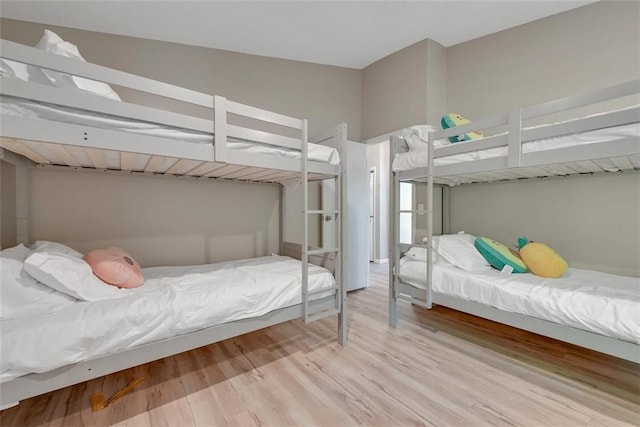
top-left (1, 1), bottom-right (596, 69)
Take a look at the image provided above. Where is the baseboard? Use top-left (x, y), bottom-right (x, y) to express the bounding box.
top-left (373, 258), bottom-right (389, 264)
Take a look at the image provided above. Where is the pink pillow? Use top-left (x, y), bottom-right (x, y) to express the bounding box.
top-left (84, 247), bottom-right (144, 289)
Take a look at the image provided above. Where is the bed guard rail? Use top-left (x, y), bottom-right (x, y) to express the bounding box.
top-left (0, 38), bottom-right (316, 170)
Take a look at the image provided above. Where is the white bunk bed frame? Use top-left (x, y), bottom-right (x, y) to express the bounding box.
top-left (388, 79), bottom-right (640, 363)
top-left (0, 39), bottom-right (348, 409)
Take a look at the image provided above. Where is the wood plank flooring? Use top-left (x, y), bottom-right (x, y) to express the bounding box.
top-left (2, 262), bottom-right (638, 426)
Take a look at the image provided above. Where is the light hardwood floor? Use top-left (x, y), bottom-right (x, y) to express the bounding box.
top-left (2, 262), bottom-right (638, 426)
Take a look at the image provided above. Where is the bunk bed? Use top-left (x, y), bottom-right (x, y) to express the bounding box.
top-left (0, 36), bottom-right (348, 409)
top-left (388, 79), bottom-right (640, 363)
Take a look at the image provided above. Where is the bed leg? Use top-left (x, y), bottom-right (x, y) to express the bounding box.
top-left (389, 287), bottom-right (398, 327)
top-left (338, 304), bottom-right (347, 345)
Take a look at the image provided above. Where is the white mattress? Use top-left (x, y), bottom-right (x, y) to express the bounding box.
top-left (0, 96), bottom-right (340, 165)
top-left (392, 121), bottom-right (640, 172)
top-left (398, 257), bottom-right (640, 344)
top-left (0, 255), bottom-right (335, 382)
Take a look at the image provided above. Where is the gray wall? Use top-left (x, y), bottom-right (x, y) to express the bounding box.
top-left (445, 1), bottom-right (640, 276)
top-left (449, 172), bottom-right (639, 276)
top-left (27, 167), bottom-right (280, 267)
top-left (0, 18), bottom-right (360, 265)
top-left (362, 39), bottom-right (446, 260)
top-left (0, 160), bottom-right (17, 249)
top-left (361, 39), bottom-right (447, 141)
top-left (446, 2), bottom-right (640, 120)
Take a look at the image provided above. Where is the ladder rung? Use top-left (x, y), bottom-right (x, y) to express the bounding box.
top-left (307, 176), bottom-right (338, 182)
top-left (404, 244), bottom-right (429, 248)
top-left (306, 248), bottom-right (339, 256)
top-left (309, 285), bottom-right (338, 296)
top-left (399, 210), bottom-right (428, 213)
top-left (305, 308), bottom-right (339, 323)
top-left (398, 294), bottom-right (431, 309)
top-left (306, 210), bottom-right (339, 215)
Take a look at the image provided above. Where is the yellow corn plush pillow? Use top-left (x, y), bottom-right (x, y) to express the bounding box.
top-left (517, 237), bottom-right (568, 278)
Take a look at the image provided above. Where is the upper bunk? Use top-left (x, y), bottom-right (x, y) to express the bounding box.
top-left (390, 80), bottom-right (639, 185)
top-left (0, 36), bottom-right (344, 186)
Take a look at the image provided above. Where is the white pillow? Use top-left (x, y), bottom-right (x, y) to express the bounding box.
top-left (23, 251), bottom-right (131, 301)
top-left (403, 125), bottom-right (450, 152)
top-left (35, 29), bottom-right (121, 101)
top-left (437, 233), bottom-right (491, 272)
top-left (1, 244), bottom-right (76, 319)
top-left (30, 240), bottom-right (83, 258)
top-left (404, 246), bottom-right (446, 264)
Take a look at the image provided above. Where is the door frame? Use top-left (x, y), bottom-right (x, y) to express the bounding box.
top-left (369, 166), bottom-right (376, 262)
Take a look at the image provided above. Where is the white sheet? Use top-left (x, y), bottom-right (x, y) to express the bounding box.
top-left (0, 96), bottom-right (340, 165)
top-left (392, 121), bottom-right (640, 172)
top-left (0, 255), bottom-right (335, 382)
top-left (398, 257), bottom-right (640, 344)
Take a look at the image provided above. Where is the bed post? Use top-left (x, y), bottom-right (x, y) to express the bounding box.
top-left (389, 137), bottom-right (399, 327)
top-left (301, 119), bottom-right (310, 323)
top-left (426, 130), bottom-right (434, 309)
top-left (279, 185), bottom-right (286, 255)
top-left (302, 123), bottom-right (345, 341)
top-left (0, 148), bottom-right (30, 247)
top-left (213, 95), bottom-right (227, 163)
top-left (337, 124), bottom-right (347, 345)
top-left (441, 186), bottom-right (450, 235)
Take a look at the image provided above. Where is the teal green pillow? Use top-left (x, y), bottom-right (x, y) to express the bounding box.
top-left (474, 237), bottom-right (528, 273)
top-left (441, 113), bottom-right (484, 143)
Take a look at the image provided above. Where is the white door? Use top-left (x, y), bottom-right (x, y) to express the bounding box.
top-left (322, 141), bottom-right (369, 291)
top-left (345, 141), bottom-right (369, 290)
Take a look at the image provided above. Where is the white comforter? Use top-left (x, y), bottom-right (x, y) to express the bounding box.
top-left (0, 96), bottom-right (341, 166)
top-left (398, 257), bottom-right (640, 344)
top-left (0, 255), bottom-right (335, 382)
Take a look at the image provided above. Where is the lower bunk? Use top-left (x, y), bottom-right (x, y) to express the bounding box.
top-left (0, 242), bottom-right (343, 410)
top-left (390, 236), bottom-right (640, 364)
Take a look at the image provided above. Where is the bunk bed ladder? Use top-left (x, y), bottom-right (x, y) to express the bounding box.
top-left (301, 121), bottom-right (341, 324)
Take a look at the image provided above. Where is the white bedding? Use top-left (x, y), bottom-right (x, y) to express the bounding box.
top-left (0, 255), bottom-right (335, 382)
top-left (398, 257), bottom-right (640, 344)
top-left (392, 120), bottom-right (640, 172)
top-left (0, 96), bottom-right (340, 165)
